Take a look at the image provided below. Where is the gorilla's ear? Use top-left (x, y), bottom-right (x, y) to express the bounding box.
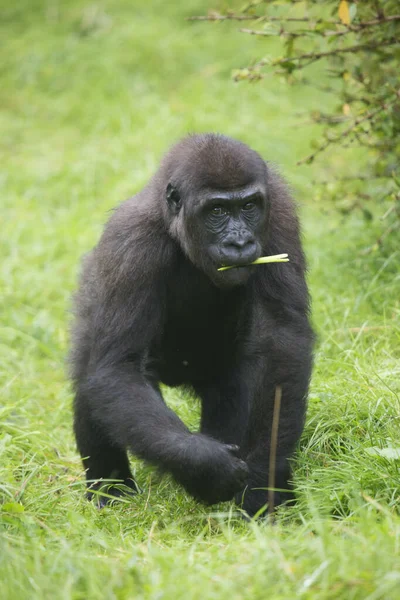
top-left (166, 184), bottom-right (182, 213)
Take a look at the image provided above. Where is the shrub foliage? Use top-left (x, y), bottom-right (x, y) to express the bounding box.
top-left (190, 1), bottom-right (400, 240)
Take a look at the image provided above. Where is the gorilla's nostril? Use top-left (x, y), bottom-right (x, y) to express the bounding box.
top-left (226, 239), bottom-right (255, 250)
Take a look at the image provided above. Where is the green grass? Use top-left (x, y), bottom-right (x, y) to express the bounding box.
top-left (1, 1), bottom-right (400, 598)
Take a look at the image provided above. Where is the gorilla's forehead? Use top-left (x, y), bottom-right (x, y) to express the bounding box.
top-left (164, 133), bottom-right (267, 191)
top-left (189, 159), bottom-right (264, 190)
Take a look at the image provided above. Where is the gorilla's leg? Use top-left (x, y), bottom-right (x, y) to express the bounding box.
top-left (74, 391), bottom-right (139, 507)
top-left (196, 375), bottom-right (250, 447)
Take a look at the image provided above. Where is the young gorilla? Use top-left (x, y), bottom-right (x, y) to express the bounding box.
top-left (70, 134), bottom-right (314, 517)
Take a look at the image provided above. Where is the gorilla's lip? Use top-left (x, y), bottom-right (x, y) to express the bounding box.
top-left (218, 257), bottom-right (259, 271)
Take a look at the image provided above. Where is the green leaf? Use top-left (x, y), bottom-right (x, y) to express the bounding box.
top-left (285, 36), bottom-right (295, 57)
top-left (349, 3), bottom-right (357, 22)
top-left (315, 22), bottom-right (337, 33)
top-left (280, 61), bottom-right (297, 74)
top-left (2, 502), bottom-right (25, 513)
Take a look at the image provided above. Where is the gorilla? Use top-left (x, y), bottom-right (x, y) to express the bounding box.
top-left (70, 133), bottom-right (314, 517)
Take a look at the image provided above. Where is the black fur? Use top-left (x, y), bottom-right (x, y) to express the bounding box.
top-left (70, 134), bottom-right (314, 517)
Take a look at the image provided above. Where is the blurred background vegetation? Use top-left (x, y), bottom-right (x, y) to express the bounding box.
top-left (1, 1), bottom-right (399, 598)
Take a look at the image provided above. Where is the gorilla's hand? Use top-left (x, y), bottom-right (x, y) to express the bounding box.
top-left (235, 463), bottom-right (295, 518)
top-left (171, 435), bottom-right (248, 505)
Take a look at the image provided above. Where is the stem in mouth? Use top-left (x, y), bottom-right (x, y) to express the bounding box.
top-left (218, 254), bottom-right (289, 272)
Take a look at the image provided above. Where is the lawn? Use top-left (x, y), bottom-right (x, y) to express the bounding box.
top-left (1, 1), bottom-right (399, 599)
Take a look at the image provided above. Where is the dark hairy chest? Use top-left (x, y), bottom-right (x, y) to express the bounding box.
top-left (152, 269), bottom-right (248, 386)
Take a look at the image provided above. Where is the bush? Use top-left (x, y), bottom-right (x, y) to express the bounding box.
top-left (190, 0), bottom-right (400, 243)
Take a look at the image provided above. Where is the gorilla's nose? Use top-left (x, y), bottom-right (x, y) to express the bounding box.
top-left (224, 229), bottom-right (255, 249)
top-left (221, 239), bottom-right (258, 265)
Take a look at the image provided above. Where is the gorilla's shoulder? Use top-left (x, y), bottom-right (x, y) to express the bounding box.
top-left (92, 193), bottom-right (176, 284)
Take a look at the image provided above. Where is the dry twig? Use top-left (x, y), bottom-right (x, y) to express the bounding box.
top-left (268, 385), bottom-right (282, 520)
top-left (258, 37), bottom-right (399, 69)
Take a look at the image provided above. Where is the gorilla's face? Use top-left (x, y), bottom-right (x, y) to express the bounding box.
top-left (166, 150), bottom-right (270, 288)
top-left (198, 188), bottom-right (269, 286)
top-left (167, 183), bottom-right (270, 288)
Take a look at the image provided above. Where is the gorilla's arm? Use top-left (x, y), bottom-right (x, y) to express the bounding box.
top-left (197, 302), bottom-right (312, 517)
top-left (72, 205), bottom-right (248, 504)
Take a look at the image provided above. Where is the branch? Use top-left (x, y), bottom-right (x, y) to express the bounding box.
top-left (326, 14), bottom-right (400, 36)
top-left (270, 37), bottom-right (399, 67)
top-left (237, 37), bottom-right (399, 79)
top-left (188, 12), bottom-right (400, 29)
top-left (187, 13), bottom-right (262, 22)
top-left (240, 14), bottom-right (400, 39)
top-left (297, 90), bottom-right (400, 166)
top-left (187, 14), bottom-right (335, 24)
top-left (239, 27), bottom-right (306, 38)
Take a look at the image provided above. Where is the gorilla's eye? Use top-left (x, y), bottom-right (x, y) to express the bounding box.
top-left (211, 206), bottom-right (226, 216)
top-left (243, 202), bottom-right (255, 211)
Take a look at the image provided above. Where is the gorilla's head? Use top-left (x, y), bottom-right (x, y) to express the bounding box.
top-left (161, 134), bottom-right (270, 288)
